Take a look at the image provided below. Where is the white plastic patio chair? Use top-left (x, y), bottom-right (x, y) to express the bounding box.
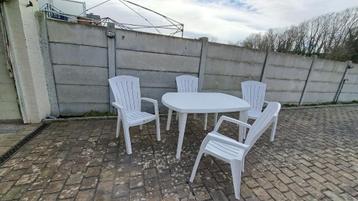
top-left (241, 80), bottom-right (279, 141)
top-left (109, 75), bottom-right (160, 155)
top-left (166, 75), bottom-right (214, 131)
top-left (189, 102), bottom-right (281, 200)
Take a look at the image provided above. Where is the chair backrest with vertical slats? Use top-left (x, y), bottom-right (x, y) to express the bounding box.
top-left (109, 75), bottom-right (141, 112)
top-left (244, 102), bottom-right (281, 149)
top-left (176, 75), bottom-right (199, 92)
top-left (241, 80), bottom-right (267, 115)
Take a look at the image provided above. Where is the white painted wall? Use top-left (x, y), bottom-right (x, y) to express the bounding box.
top-left (2, 0), bottom-right (51, 123)
top-left (0, 15), bottom-right (21, 120)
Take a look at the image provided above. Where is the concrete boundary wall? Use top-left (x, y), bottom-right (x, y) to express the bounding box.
top-left (44, 19), bottom-right (358, 116)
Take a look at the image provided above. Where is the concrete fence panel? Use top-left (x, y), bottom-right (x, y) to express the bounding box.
top-left (303, 59), bottom-right (346, 103)
top-left (116, 30), bottom-right (202, 57)
top-left (339, 63), bottom-right (358, 101)
top-left (263, 52), bottom-right (312, 104)
top-left (115, 49), bottom-right (200, 73)
top-left (47, 20), bottom-right (107, 47)
top-left (203, 43), bottom-right (265, 95)
top-left (50, 43), bottom-right (107, 67)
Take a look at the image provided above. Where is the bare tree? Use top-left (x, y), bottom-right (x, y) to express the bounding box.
top-left (240, 7), bottom-right (358, 62)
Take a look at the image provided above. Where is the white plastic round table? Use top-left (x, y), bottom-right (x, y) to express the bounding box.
top-left (162, 92), bottom-right (250, 159)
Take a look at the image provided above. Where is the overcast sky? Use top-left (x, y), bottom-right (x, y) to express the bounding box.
top-left (83, 0), bottom-right (358, 43)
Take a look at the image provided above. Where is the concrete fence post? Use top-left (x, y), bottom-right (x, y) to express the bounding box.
top-left (106, 22), bottom-right (116, 112)
top-left (260, 49), bottom-right (269, 82)
top-left (299, 55), bottom-right (317, 105)
top-left (333, 60), bottom-right (353, 103)
top-left (38, 13), bottom-right (60, 117)
top-left (198, 37), bottom-right (208, 91)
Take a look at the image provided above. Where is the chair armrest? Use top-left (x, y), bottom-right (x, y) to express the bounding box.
top-left (141, 97), bottom-right (158, 105)
top-left (141, 97), bottom-right (159, 115)
top-left (112, 102), bottom-right (123, 110)
top-left (206, 132), bottom-right (249, 150)
top-left (214, 115), bottom-right (252, 132)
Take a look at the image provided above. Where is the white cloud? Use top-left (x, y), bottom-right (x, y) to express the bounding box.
top-left (84, 0), bottom-right (358, 43)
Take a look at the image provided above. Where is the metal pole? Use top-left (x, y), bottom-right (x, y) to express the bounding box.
top-left (198, 37), bottom-right (208, 91)
top-left (299, 55), bottom-right (317, 105)
top-left (259, 49), bottom-right (269, 82)
top-left (333, 61), bottom-right (352, 103)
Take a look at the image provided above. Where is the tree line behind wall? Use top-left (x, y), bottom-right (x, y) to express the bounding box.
top-left (242, 7), bottom-right (358, 63)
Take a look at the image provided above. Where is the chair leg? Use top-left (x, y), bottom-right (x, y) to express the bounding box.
top-left (230, 160), bottom-right (243, 200)
top-left (204, 113), bottom-right (208, 130)
top-left (166, 109), bottom-right (172, 131)
top-left (194, 113), bottom-right (198, 119)
top-left (156, 115), bottom-right (161, 141)
top-left (123, 125), bottom-right (132, 155)
top-left (270, 116), bottom-right (278, 142)
top-left (189, 149), bottom-right (204, 182)
top-left (213, 113), bottom-right (218, 126)
top-left (116, 115), bottom-right (121, 138)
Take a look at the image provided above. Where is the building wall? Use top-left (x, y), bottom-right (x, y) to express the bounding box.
top-left (44, 19), bottom-right (358, 116)
top-left (0, 14), bottom-right (21, 120)
top-left (2, 0), bottom-right (51, 123)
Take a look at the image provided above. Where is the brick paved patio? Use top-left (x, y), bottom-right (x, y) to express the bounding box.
top-left (0, 122), bottom-right (41, 161)
top-left (0, 106), bottom-right (357, 201)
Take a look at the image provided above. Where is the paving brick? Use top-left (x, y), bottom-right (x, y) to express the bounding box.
top-left (267, 188), bottom-right (286, 201)
top-left (309, 172), bottom-right (327, 183)
top-left (277, 173), bottom-right (293, 184)
top-left (2, 186), bottom-right (27, 200)
top-left (44, 180), bottom-right (65, 194)
top-left (66, 173), bottom-right (83, 185)
top-left (80, 177), bottom-right (98, 190)
top-left (75, 189), bottom-right (95, 201)
top-left (272, 180), bottom-right (289, 193)
top-left (324, 182), bottom-right (343, 194)
top-left (39, 193), bottom-right (58, 201)
top-left (283, 191), bottom-right (298, 200)
top-left (20, 189), bottom-right (43, 201)
top-left (288, 183), bottom-right (307, 197)
top-left (59, 184), bottom-right (80, 199)
top-left (291, 176), bottom-right (309, 187)
top-left (323, 191), bottom-right (345, 201)
top-left (304, 187), bottom-right (325, 199)
top-left (252, 187), bottom-right (271, 200)
top-left (244, 178), bottom-right (260, 188)
top-left (256, 178), bottom-right (273, 190)
top-left (322, 174), bottom-right (340, 185)
top-left (0, 181), bottom-right (14, 194)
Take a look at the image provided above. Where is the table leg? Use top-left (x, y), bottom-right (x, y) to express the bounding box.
top-left (166, 109), bottom-right (173, 131)
top-left (239, 110), bottom-right (248, 143)
top-left (176, 112), bottom-right (188, 159)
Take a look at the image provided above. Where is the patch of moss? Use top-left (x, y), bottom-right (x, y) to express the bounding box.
top-left (283, 100), bottom-right (358, 108)
top-left (83, 111), bottom-right (116, 117)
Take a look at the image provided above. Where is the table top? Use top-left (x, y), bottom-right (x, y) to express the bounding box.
top-left (162, 92), bottom-right (250, 113)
